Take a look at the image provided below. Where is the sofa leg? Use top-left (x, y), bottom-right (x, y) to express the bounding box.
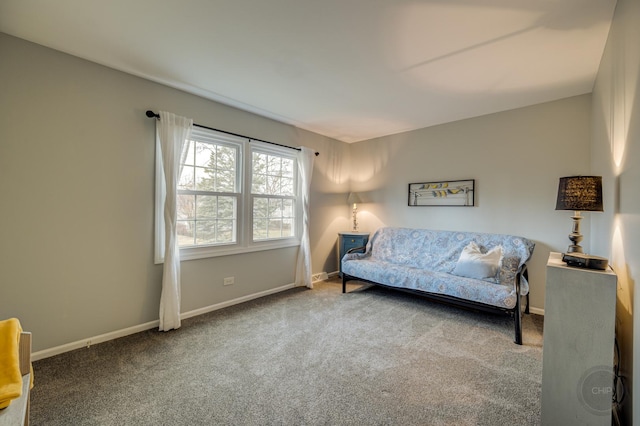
top-left (515, 294), bottom-right (530, 344)
top-left (514, 295), bottom-right (523, 345)
top-left (342, 274), bottom-right (347, 293)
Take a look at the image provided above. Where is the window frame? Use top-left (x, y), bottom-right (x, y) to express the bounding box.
top-left (248, 141), bottom-right (301, 248)
top-left (177, 129), bottom-right (243, 248)
top-left (154, 129), bottom-right (301, 264)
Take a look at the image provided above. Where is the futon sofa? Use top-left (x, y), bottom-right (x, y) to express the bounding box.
top-left (341, 227), bottom-right (535, 344)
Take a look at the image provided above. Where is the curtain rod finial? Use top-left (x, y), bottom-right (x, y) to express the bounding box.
top-left (146, 110), bottom-right (159, 119)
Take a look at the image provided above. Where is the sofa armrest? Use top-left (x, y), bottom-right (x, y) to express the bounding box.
top-left (515, 264), bottom-right (529, 295)
top-left (515, 265), bottom-right (530, 313)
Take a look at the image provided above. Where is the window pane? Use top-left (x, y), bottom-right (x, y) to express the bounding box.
top-left (283, 199), bottom-right (294, 218)
top-left (268, 198), bottom-right (282, 217)
top-left (217, 196), bottom-right (236, 219)
top-left (218, 146), bottom-right (236, 169)
top-left (177, 194), bottom-right (195, 220)
top-left (195, 142), bottom-right (214, 167)
top-left (267, 156), bottom-right (281, 174)
top-left (217, 170), bottom-right (235, 192)
top-left (282, 158), bottom-right (294, 178)
top-left (176, 195), bottom-right (238, 247)
top-left (179, 166), bottom-right (195, 190)
top-left (196, 195), bottom-right (217, 219)
top-left (217, 220), bottom-right (235, 243)
top-left (253, 198), bottom-right (268, 218)
top-left (252, 173), bottom-right (266, 194)
top-left (253, 219), bottom-right (268, 240)
top-left (268, 219), bottom-right (282, 238)
top-left (195, 220), bottom-right (216, 245)
top-left (267, 175), bottom-right (281, 195)
top-left (252, 152), bottom-right (267, 194)
top-left (282, 219), bottom-right (293, 237)
top-left (217, 146), bottom-right (237, 192)
top-left (177, 220), bottom-right (195, 246)
top-left (195, 167), bottom-right (214, 191)
top-left (251, 152), bottom-right (296, 198)
top-left (281, 177), bottom-right (294, 196)
top-left (253, 152), bottom-right (267, 172)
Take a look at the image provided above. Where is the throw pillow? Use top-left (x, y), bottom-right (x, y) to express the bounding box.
top-left (452, 241), bottom-right (503, 282)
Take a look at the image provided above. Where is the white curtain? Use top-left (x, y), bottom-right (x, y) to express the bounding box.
top-left (157, 111), bottom-right (193, 331)
top-left (295, 147), bottom-right (315, 288)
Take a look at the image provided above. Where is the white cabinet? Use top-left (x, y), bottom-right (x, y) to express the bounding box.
top-left (541, 252), bottom-right (617, 425)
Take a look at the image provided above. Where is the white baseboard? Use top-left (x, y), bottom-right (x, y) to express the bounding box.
top-left (32, 320), bottom-right (160, 361)
top-left (32, 282), bottom-right (296, 361)
top-left (529, 307), bottom-right (544, 316)
top-left (180, 283), bottom-right (295, 320)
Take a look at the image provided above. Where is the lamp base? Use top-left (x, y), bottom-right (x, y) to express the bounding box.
top-left (352, 206), bottom-right (359, 232)
top-left (566, 245), bottom-right (584, 254)
top-left (566, 212), bottom-right (584, 254)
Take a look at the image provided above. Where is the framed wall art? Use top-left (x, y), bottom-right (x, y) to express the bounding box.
top-left (408, 179), bottom-right (475, 207)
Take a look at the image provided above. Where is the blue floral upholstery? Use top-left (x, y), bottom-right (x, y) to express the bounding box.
top-left (342, 227), bottom-right (535, 309)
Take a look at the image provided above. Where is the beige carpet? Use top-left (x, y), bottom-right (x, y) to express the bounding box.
top-left (30, 278), bottom-right (543, 425)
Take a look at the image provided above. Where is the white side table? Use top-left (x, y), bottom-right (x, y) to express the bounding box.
top-left (541, 252), bottom-right (617, 425)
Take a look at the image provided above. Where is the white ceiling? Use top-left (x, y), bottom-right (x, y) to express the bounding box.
top-left (0, 0), bottom-right (616, 143)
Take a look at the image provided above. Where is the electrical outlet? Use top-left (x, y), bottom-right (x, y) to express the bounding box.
top-left (223, 277), bottom-right (235, 286)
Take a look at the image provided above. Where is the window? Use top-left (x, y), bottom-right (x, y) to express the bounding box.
top-left (251, 150), bottom-right (296, 241)
top-left (177, 134), bottom-right (240, 247)
top-left (155, 128), bottom-right (300, 263)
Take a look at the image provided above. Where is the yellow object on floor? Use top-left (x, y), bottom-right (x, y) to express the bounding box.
top-left (0, 318), bottom-right (23, 410)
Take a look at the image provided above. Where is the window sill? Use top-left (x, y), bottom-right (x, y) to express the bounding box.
top-left (154, 238), bottom-right (300, 264)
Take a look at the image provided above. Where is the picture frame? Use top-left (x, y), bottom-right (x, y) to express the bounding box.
top-left (408, 179), bottom-right (475, 207)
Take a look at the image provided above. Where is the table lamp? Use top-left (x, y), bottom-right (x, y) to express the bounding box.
top-left (555, 176), bottom-right (608, 270)
top-left (555, 176), bottom-right (603, 253)
top-left (347, 192), bottom-right (362, 232)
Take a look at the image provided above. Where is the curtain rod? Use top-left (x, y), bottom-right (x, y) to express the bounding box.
top-left (146, 110), bottom-right (319, 156)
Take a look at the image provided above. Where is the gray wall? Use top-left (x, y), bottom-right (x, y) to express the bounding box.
top-left (348, 95), bottom-right (592, 312)
top-left (0, 34), bottom-right (350, 352)
top-left (3, 28), bottom-right (623, 368)
top-left (590, 0), bottom-right (640, 422)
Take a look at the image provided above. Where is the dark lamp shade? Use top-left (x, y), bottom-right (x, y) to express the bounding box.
top-left (555, 176), bottom-right (604, 212)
